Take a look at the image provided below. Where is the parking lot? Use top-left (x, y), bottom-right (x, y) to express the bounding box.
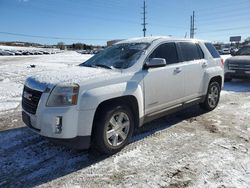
top-left (0, 52), bottom-right (249, 188)
top-left (0, 45), bottom-right (62, 56)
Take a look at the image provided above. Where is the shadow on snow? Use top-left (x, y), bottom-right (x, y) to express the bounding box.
top-left (223, 79), bottom-right (250, 92)
top-left (0, 105), bottom-right (207, 187)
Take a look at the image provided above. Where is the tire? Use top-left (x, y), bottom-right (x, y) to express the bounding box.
top-left (92, 104), bottom-right (134, 155)
top-left (200, 81), bottom-right (221, 111)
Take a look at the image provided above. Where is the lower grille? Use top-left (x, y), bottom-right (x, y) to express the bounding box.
top-left (228, 63), bottom-right (250, 71)
top-left (22, 86), bottom-right (43, 114)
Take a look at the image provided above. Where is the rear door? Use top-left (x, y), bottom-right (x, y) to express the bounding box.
top-left (177, 42), bottom-right (207, 100)
top-left (143, 42), bottom-right (186, 115)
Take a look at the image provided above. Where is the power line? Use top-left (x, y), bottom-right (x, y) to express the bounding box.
top-left (197, 26), bottom-right (250, 34)
top-left (196, 15), bottom-right (250, 28)
top-left (197, 8), bottom-right (250, 20)
top-left (26, 5), bottom-right (139, 25)
top-left (147, 0), bottom-right (249, 14)
top-left (197, 32), bottom-right (250, 38)
top-left (0, 31), bottom-right (109, 41)
top-left (197, 12), bottom-right (250, 23)
top-left (195, 0), bottom-right (250, 12)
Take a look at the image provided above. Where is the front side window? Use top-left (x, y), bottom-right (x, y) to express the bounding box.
top-left (80, 43), bottom-right (149, 69)
top-left (149, 43), bottom-right (179, 64)
top-left (178, 42), bottom-right (204, 61)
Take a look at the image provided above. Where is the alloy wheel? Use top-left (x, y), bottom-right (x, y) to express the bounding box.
top-left (105, 112), bottom-right (130, 147)
top-left (208, 85), bottom-right (219, 108)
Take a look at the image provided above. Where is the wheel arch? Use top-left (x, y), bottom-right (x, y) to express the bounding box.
top-left (91, 95), bottom-right (140, 135)
top-left (209, 75), bottom-right (223, 88)
top-left (203, 66), bottom-right (224, 94)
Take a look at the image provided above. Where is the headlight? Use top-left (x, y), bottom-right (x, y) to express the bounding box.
top-left (47, 83), bottom-right (79, 107)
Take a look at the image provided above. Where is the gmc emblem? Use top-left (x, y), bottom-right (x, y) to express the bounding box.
top-left (23, 91), bottom-right (32, 101)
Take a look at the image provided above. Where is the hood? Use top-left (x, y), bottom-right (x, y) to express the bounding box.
top-left (227, 56), bottom-right (250, 64)
top-left (28, 66), bottom-right (121, 87)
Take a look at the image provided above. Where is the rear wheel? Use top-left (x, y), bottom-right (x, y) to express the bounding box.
top-left (92, 104), bottom-right (134, 154)
top-left (200, 81), bottom-right (221, 111)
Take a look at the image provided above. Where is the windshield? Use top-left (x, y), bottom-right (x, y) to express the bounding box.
top-left (80, 43), bottom-right (149, 69)
top-left (236, 46), bottom-right (250, 56)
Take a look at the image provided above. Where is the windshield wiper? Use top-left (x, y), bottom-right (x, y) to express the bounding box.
top-left (80, 64), bottom-right (92, 67)
top-left (94, 64), bottom-right (112, 69)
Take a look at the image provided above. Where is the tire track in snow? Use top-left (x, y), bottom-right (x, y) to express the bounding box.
top-left (0, 108), bottom-right (197, 187)
top-left (0, 127), bottom-right (93, 187)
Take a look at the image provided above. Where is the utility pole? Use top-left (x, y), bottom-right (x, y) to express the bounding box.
top-left (142, 0), bottom-right (147, 37)
top-left (192, 11), bottom-right (195, 38)
top-left (190, 11), bottom-right (196, 39)
top-left (190, 15), bottom-right (193, 38)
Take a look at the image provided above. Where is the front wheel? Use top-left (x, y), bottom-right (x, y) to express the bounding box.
top-left (92, 104), bottom-right (134, 155)
top-left (200, 81), bottom-right (221, 111)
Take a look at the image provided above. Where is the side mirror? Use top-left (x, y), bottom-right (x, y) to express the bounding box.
top-left (144, 58), bottom-right (167, 69)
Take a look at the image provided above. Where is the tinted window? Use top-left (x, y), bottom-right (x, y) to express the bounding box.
top-left (149, 43), bottom-right (179, 64)
top-left (236, 46), bottom-right (250, 56)
top-left (205, 43), bottom-right (220, 58)
top-left (179, 42), bottom-right (204, 61)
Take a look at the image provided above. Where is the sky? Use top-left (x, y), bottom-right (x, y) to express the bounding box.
top-left (0, 0), bottom-right (250, 45)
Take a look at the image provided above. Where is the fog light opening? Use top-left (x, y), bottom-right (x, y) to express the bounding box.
top-left (55, 116), bottom-right (62, 134)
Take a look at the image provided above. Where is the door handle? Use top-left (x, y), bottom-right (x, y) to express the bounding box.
top-left (174, 67), bottom-right (181, 74)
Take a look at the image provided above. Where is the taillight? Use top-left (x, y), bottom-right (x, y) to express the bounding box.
top-left (220, 58), bottom-right (224, 66)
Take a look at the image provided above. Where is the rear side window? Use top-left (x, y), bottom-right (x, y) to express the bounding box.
top-left (149, 43), bottom-right (179, 64)
top-left (178, 42), bottom-right (204, 61)
top-left (205, 43), bottom-right (220, 58)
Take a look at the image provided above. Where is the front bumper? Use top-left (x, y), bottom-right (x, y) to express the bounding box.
top-left (225, 70), bottom-right (250, 79)
top-left (22, 105), bottom-right (95, 149)
top-left (47, 136), bottom-right (91, 150)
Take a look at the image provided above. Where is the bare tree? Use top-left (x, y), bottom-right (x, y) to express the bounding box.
top-left (57, 42), bottom-right (66, 50)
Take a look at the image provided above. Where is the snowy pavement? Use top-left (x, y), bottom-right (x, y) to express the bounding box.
top-left (0, 53), bottom-right (249, 188)
top-left (0, 51), bottom-right (92, 113)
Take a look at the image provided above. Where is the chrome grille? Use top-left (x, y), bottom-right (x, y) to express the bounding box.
top-left (228, 62), bottom-right (250, 71)
top-left (22, 86), bottom-right (43, 114)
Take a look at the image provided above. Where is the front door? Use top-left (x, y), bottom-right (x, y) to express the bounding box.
top-left (143, 42), bottom-right (186, 115)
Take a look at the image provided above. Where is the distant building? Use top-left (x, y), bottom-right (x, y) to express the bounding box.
top-left (107, 40), bottom-right (123, 47)
top-left (13, 42), bottom-right (25, 46)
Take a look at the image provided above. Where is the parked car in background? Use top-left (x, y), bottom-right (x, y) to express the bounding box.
top-left (230, 47), bottom-right (238, 55)
top-left (3, 50), bottom-right (15, 56)
top-left (224, 45), bottom-right (250, 81)
top-left (22, 37), bottom-right (224, 154)
top-left (221, 48), bottom-right (230, 54)
top-left (14, 50), bottom-right (23, 56)
top-left (43, 51), bottom-right (50, 55)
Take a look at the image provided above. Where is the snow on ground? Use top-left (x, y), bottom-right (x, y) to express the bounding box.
top-left (0, 53), bottom-right (249, 188)
top-left (0, 45), bottom-right (57, 51)
top-left (0, 45), bottom-right (37, 51)
top-left (0, 51), bottom-right (92, 113)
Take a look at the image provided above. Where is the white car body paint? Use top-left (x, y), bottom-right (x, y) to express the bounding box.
top-left (22, 37), bottom-right (224, 148)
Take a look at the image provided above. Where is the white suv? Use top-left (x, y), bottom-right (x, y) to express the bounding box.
top-left (22, 37), bottom-right (224, 154)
